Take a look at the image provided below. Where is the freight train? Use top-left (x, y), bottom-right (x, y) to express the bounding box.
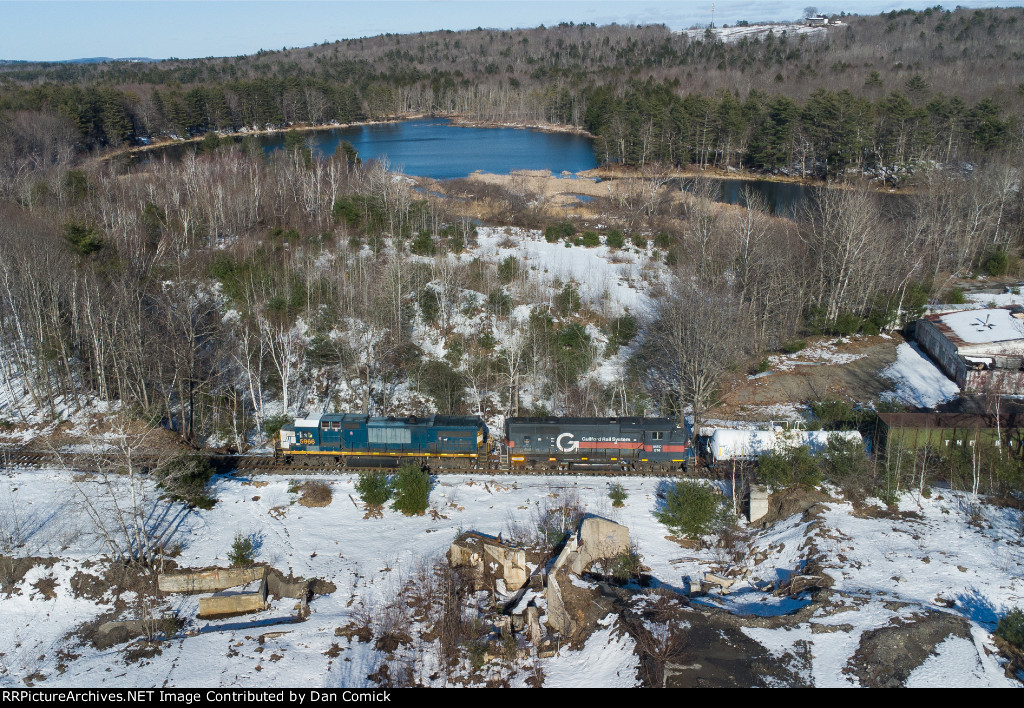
top-left (704, 428), bottom-right (863, 464)
top-left (274, 412), bottom-right (693, 471)
top-left (274, 412), bottom-right (856, 472)
top-left (276, 413), bottom-right (491, 467)
top-left (504, 416), bottom-right (693, 472)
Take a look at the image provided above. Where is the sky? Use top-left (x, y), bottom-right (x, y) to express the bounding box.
top-left (0, 0), bottom-right (1005, 62)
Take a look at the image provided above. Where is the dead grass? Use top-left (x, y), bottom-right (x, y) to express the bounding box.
top-left (296, 481), bottom-right (333, 508)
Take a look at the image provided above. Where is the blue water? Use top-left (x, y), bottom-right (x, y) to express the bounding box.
top-left (262, 118), bottom-right (598, 179)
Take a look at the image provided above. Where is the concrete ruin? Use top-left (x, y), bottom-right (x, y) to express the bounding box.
top-left (158, 566), bottom-right (265, 594)
top-left (197, 577), bottom-right (269, 619)
top-left (545, 516), bottom-right (630, 634)
top-left (448, 531), bottom-right (529, 592)
top-left (158, 566), bottom-right (272, 620)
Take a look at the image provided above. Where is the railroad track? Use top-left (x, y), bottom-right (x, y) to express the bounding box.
top-left (0, 448), bottom-right (689, 477)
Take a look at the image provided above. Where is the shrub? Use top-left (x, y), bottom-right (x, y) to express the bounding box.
top-left (996, 608), bottom-right (1024, 649)
top-left (604, 313), bottom-right (638, 354)
top-left (155, 452), bottom-right (216, 509)
top-left (981, 247), bottom-right (1010, 277)
top-left (410, 231), bottom-right (436, 255)
top-left (62, 169), bottom-right (90, 201)
top-left (609, 483), bottom-right (628, 508)
top-left (497, 255), bottom-right (521, 284)
top-left (62, 221), bottom-right (103, 256)
top-left (782, 339), bottom-right (807, 354)
top-left (200, 132), bottom-right (221, 153)
top-left (757, 446), bottom-right (821, 490)
top-left (356, 472), bottom-right (392, 507)
top-left (654, 232), bottom-right (674, 249)
top-left (752, 358), bottom-right (771, 375)
top-left (631, 233), bottom-right (648, 250)
top-left (821, 436), bottom-right (874, 501)
top-left (578, 230), bottom-right (601, 247)
top-left (831, 310), bottom-right (864, 337)
top-left (296, 480), bottom-right (333, 507)
top-left (544, 221), bottom-right (575, 243)
top-left (419, 288), bottom-right (441, 323)
top-left (554, 282), bottom-right (583, 316)
top-left (263, 413), bottom-right (294, 441)
top-left (606, 229), bottom-right (625, 249)
top-left (554, 322), bottom-right (593, 380)
top-left (943, 287), bottom-right (967, 304)
top-left (391, 463), bottom-right (433, 515)
top-left (808, 397), bottom-right (862, 429)
top-left (609, 548), bottom-right (643, 584)
top-left (655, 481), bottom-right (724, 538)
top-left (420, 360), bottom-right (466, 414)
top-left (228, 532), bottom-right (256, 567)
top-left (486, 289), bottom-right (513, 317)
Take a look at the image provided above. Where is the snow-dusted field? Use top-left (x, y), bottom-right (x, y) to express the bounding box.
top-left (679, 22), bottom-right (835, 43)
top-left (0, 466), bottom-right (1021, 687)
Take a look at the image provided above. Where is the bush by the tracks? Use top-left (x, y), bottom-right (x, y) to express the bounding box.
top-left (154, 452), bottom-right (216, 509)
top-left (356, 472), bottom-right (392, 508)
top-left (391, 463), bottom-right (433, 516)
top-left (656, 481), bottom-right (726, 539)
top-left (263, 414), bottom-right (294, 441)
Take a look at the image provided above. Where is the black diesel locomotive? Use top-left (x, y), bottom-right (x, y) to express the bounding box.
top-left (504, 416), bottom-right (692, 472)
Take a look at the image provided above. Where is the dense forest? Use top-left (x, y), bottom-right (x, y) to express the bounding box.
top-left (0, 8), bottom-right (1023, 497)
top-left (2, 6), bottom-right (1023, 179)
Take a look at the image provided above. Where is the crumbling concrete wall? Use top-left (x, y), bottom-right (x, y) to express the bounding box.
top-left (545, 516), bottom-right (629, 634)
top-left (449, 532), bottom-right (529, 592)
top-left (158, 566), bottom-right (265, 594)
top-left (197, 577), bottom-right (268, 619)
top-left (570, 517), bottom-right (631, 575)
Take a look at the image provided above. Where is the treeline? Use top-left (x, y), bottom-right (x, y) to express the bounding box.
top-left (586, 82), bottom-right (1014, 175)
top-left (2, 6), bottom-right (1023, 174)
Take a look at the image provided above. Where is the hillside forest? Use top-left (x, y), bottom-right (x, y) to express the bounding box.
top-left (0, 7), bottom-right (1022, 499)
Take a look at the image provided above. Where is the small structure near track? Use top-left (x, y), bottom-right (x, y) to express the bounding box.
top-left (915, 307), bottom-right (1024, 393)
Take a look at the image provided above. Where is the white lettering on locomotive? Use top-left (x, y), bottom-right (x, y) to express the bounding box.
top-left (556, 432), bottom-right (579, 452)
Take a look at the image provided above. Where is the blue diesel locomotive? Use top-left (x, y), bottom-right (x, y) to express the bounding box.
top-left (276, 413), bottom-right (491, 467)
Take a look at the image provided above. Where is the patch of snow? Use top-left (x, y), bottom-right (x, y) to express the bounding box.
top-left (881, 342), bottom-right (960, 408)
top-left (543, 624), bottom-right (638, 687)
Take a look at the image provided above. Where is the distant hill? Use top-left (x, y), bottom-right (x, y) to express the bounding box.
top-left (0, 57), bottom-right (157, 64)
top-left (62, 57), bottom-right (158, 64)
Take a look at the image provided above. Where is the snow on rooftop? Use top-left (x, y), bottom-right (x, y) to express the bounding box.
top-left (938, 308), bottom-right (1024, 345)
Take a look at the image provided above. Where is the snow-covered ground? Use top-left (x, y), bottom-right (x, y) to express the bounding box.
top-left (0, 467), bottom-right (1020, 687)
top-left (679, 22), bottom-right (837, 43)
top-left (759, 339), bottom-right (866, 375)
top-left (881, 342), bottom-right (960, 409)
top-left (469, 226), bottom-right (659, 316)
